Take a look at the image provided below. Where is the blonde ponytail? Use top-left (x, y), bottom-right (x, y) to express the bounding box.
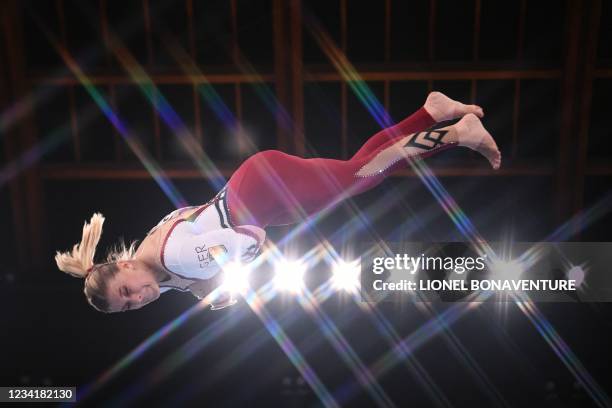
top-left (55, 213), bottom-right (105, 279)
top-left (55, 213), bottom-right (144, 312)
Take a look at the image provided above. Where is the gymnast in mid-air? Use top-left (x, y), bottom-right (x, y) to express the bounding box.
top-left (55, 92), bottom-right (501, 313)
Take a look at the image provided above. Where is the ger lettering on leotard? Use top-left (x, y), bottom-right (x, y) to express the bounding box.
top-left (155, 187), bottom-right (265, 297)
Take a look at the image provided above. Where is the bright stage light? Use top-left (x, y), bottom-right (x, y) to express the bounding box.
top-left (220, 262), bottom-right (251, 294)
top-left (489, 259), bottom-right (524, 281)
top-left (331, 260), bottom-right (360, 293)
top-left (567, 265), bottom-right (585, 287)
top-left (274, 260), bottom-right (305, 293)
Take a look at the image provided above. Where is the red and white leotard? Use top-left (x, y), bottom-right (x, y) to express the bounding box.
top-left (150, 187), bottom-right (265, 295)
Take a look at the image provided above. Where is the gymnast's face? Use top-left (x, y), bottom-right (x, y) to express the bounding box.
top-left (105, 260), bottom-right (161, 313)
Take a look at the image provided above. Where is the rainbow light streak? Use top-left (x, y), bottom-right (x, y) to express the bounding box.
top-left (206, 311), bottom-right (295, 376)
top-left (321, 233), bottom-right (505, 407)
top-left (0, 89), bottom-right (52, 136)
top-left (165, 26), bottom-right (431, 333)
top-left (408, 250), bottom-right (612, 408)
top-left (111, 270), bottom-right (316, 406)
top-left (44, 38), bottom-right (259, 402)
top-left (165, 37), bottom-right (293, 134)
top-left (116, 245), bottom-right (340, 402)
top-left (500, 193), bottom-right (612, 408)
top-left (517, 192), bottom-right (612, 268)
top-left (35, 20), bottom-right (188, 208)
top-left (291, 184), bottom-right (440, 291)
top-left (292, 147), bottom-right (503, 401)
top-left (304, 14), bottom-right (393, 130)
top-left (243, 286), bottom-right (340, 408)
top-left (2, 64), bottom-right (189, 186)
top-left (174, 308), bottom-right (359, 407)
top-left (170, 312), bottom-right (301, 405)
top-left (103, 33), bottom-right (226, 192)
top-left (424, 254), bottom-right (610, 408)
top-left (250, 21), bottom-right (503, 400)
top-left (412, 158), bottom-right (495, 257)
top-left (253, 139), bottom-right (425, 262)
top-left (515, 296), bottom-right (612, 408)
top-left (166, 46), bottom-right (348, 332)
top-left (304, 13), bottom-right (496, 264)
top-left (547, 191), bottom-right (612, 242)
top-left (351, 294), bottom-right (453, 408)
top-left (64, 62), bottom-right (186, 207)
top-left (74, 301), bottom-right (209, 403)
top-left (423, 192), bottom-right (612, 408)
top-left (370, 292), bottom-right (486, 379)
top-left (308, 226), bottom-right (453, 406)
top-left (161, 36), bottom-right (238, 129)
top-left (51, 7), bottom-right (609, 408)
top-left (165, 39), bottom-right (321, 240)
top-left (230, 45), bottom-right (294, 133)
top-left (298, 287), bottom-right (397, 408)
top-left (310, 191), bottom-right (433, 277)
top-left (159, 280), bottom-right (348, 406)
top-left (1, 122), bottom-right (69, 188)
top-left (429, 303), bottom-right (509, 406)
top-left (106, 307), bottom-right (249, 407)
top-left (166, 28), bottom-right (408, 263)
top-left (72, 288), bottom-right (225, 404)
top-left (333, 292), bottom-right (491, 405)
top-left (122, 15), bottom-right (604, 408)
top-left (472, 251), bottom-right (611, 408)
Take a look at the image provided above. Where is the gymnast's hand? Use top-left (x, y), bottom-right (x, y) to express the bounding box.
top-left (231, 224), bottom-right (266, 262)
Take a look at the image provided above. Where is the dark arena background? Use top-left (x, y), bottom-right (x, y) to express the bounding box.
top-left (1, 0), bottom-right (612, 407)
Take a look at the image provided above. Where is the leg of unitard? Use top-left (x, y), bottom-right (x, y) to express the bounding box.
top-left (226, 124), bottom-right (457, 228)
top-left (226, 107), bottom-right (436, 227)
top-left (351, 107), bottom-right (436, 160)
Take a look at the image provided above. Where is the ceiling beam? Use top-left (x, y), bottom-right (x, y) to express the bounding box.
top-left (2, 0), bottom-right (46, 271)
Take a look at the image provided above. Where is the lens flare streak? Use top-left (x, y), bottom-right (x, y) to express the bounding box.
top-left (243, 287), bottom-right (340, 408)
top-left (514, 296), bottom-right (612, 408)
top-left (33, 18), bottom-right (188, 208)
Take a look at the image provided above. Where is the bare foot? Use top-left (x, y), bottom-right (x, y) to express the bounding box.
top-left (424, 91), bottom-right (484, 122)
top-left (455, 113), bottom-right (501, 169)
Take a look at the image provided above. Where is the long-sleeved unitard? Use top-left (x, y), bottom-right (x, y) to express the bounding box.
top-left (225, 107), bottom-right (455, 228)
top-left (155, 107), bottom-right (457, 307)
